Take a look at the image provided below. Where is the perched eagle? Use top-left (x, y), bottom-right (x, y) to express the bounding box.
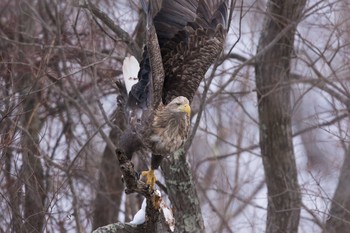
top-left (121, 0), bottom-right (228, 189)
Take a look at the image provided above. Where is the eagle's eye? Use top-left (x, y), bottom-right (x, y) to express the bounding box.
top-left (176, 103), bottom-right (181, 106)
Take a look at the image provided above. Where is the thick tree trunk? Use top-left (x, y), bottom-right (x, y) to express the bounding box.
top-left (161, 149), bottom-right (205, 233)
top-left (92, 126), bottom-right (125, 230)
top-left (323, 147), bottom-right (350, 233)
top-left (255, 1), bottom-right (306, 232)
top-left (20, 74), bottom-right (46, 233)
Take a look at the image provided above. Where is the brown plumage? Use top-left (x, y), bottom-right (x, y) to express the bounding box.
top-left (150, 96), bottom-right (190, 155)
top-left (123, 0), bottom-right (229, 189)
top-left (157, 0), bottom-right (228, 104)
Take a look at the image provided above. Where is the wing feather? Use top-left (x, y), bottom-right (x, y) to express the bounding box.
top-left (160, 0), bottom-right (228, 103)
top-left (129, 0), bottom-right (229, 108)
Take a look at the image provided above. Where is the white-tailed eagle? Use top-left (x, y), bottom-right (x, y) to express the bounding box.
top-left (121, 0), bottom-right (228, 189)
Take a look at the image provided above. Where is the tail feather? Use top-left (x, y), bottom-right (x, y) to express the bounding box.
top-left (122, 56), bottom-right (140, 94)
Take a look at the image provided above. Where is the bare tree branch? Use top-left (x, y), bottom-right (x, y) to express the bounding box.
top-left (76, 0), bottom-right (142, 59)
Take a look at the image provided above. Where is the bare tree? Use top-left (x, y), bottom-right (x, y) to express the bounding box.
top-left (255, 0), bottom-right (306, 232)
top-left (2, 0), bottom-right (350, 233)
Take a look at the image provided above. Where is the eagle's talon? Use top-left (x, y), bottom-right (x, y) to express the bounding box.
top-left (141, 169), bottom-right (156, 190)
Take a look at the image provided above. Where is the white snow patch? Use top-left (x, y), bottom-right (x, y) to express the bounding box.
top-left (129, 198), bottom-right (146, 225)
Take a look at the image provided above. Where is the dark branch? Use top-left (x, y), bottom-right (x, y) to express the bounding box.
top-left (93, 222), bottom-right (139, 233)
top-left (116, 149), bottom-right (151, 197)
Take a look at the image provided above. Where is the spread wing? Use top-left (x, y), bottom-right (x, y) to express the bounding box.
top-left (129, 0), bottom-right (228, 107)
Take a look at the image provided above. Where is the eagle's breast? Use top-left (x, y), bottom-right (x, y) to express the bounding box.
top-left (150, 108), bottom-right (190, 155)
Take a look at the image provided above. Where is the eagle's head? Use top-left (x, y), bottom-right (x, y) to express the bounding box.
top-left (165, 96), bottom-right (191, 117)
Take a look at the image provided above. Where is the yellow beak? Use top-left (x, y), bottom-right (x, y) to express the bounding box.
top-left (180, 104), bottom-right (191, 116)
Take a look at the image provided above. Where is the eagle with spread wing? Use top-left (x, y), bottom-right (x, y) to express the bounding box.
top-left (121, 0), bottom-right (228, 189)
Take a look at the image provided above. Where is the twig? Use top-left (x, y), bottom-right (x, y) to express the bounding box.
top-left (76, 0), bottom-right (142, 59)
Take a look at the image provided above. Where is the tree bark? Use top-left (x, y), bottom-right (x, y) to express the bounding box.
top-left (161, 149), bottom-right (205, 233)
top-left (255, 1), bottom-right (306, 232)
top-left (323, 146), bottom-right (350, 233)
top-left (93, 214), bottom-right (171, 233)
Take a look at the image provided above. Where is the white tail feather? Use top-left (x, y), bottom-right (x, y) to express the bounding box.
top-left (122, 56), bottom-right (139, 94)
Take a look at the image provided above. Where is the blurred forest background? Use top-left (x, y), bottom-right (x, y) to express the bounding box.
top-left (1, 0), bottom-right (350, 232)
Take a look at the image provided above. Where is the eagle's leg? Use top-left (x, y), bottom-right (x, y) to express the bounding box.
top-left (141, 154), bottom-right (163, 189)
